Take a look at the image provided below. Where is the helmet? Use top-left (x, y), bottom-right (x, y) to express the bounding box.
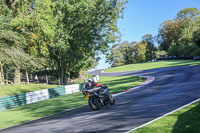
top-left (88, 78), bottom-right (93, 82)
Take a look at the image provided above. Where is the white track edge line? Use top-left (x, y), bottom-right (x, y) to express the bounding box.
top-left (127, 98), bottom-right (200, 133)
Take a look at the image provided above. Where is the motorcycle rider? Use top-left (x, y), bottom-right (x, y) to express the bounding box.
top-left (85, 78), bottom-right (104, 89)
top-left (85, 78), bottom-right (108, 97)
top-left (84, 78), bottom-right (114, 106)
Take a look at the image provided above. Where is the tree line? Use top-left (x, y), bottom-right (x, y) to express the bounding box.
top-left (0, 0), bottom-right (127, 85)
top-left (106, 34), bottom-right (157, 67)
top-left (106, 7), bottom-right (200, 67)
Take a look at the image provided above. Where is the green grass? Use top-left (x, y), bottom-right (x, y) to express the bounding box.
top-left (131, 101), bottom-right (200, 133)
top-left (98, 76), bottom-right (145, 94)
top-left (105, 60), bottom-right (200, 72)
top-left (0, 76), bottom-right (145, 129)
top-left (0, 84), bottom-right (60, 98)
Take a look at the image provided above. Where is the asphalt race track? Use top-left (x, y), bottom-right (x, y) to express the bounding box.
top-left (1, 65), bottom-right (200, 133)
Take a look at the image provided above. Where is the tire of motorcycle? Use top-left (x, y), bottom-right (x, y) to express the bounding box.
top-left (88, 97), bottom-right (101, 111)
top-left (109, 95), bottom-right (115, 105)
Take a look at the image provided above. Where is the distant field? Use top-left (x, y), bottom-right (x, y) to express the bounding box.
top-left (0, 84), bottom-right (60, 97)
top-left (105, 60), bottom-right (200, 72)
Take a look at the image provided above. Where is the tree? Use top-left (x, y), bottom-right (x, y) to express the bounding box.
top-left (106, 43), bottom-right (125, 67)
top-left (176, 8), bottom-right (200, 19)
top-left (142, 34), bottom-right (157, 61)
top-left (0, 14), bottom-right (27, 84)
top-left (121, 41), bottom-right (136, 64)
top-left (135, 41), bottom-right (146, 63)
top-left (157, 19), bottom-right (184, 51)
top-left (156, 50), bottom-right (167, 58)
top-left (53, 0), bottom-right (127, 84)
top-left (157, 8), bottom-right (200, 57)
top-left (0, 2), bottom-right (42, 84)
top-left (193, 29), bottom-right (200, 47)
top-left (11, 0), bottom-right (127, 85)
top-left (106, 40), bottom-right (148, 67)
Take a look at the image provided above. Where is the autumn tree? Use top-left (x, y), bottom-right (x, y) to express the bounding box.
top-left (135, 41), bottom-right (146, 63)
top-left (11, 0), bottom-right (127, 85)
top-left (157, 8), bottom-right (200, 57)
top-left (106, 43), bottom-right (125, 67)
top-left (106, 40), bottom-right (147, 67)
top-left (142, 34), bottom-right (157, 61)
top-left (0, 0), bottom-right (53, 84)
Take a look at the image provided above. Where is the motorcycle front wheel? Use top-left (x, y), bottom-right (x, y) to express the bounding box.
top-left (88, 97), bottom-right (101, 111)
top-left (109, 95), bottom-right (115, 105)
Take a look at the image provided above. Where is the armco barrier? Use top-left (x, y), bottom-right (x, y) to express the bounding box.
top-left (0, 75), bottom-right (99, 111)
top-left (49, 86), bottom-right (66, 98)
top-left (0, 93), bottom-right (26, 111)
top-left (0, 86), bottom-right (67, 111)
top-left (65, 84), bottom-right (79, 94)
top-left (26, 89), bottom-right (49, 104)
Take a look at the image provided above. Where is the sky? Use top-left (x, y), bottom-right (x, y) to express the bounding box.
top-left (93, 0), bottom-right (200, 70)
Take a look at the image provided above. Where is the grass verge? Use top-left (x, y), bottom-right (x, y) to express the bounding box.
top-left (0, 84), bottom-right (60, 98)
top-left (105, 60), bottom-right (200, 72)
top-left (131, 100), bottom-right (200, 133)
top-left (0, 76), bottom-right (145, 129)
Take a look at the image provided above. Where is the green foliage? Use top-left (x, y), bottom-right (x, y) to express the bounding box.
top-left (11, 0), bottom-right (127, 84)
top-left (50, 0), bottom-right (127, 84)
top-left (0, 0), bottom-right (10, 16)
top-left (156, 50), bottom-right (167, 58)
top-left (106, 34), bottom-right (157, 67)
top-left (142, 34), bottom-right (157, 61)
top-left (135, 41), bottom-right (146, 62)
top-left (11, 0), bottom-right (56, 56)
top-left (122, 41), bottom-right (137, 64)
top-left (193, 27), bottom-right (200, 47)
top-left (106, 41), bottom-right (137, 67)
top-left (176, 8), bottom-right (200, 19)
top-left (157, 8), bottom-right (200, 57)
top-left (0, 0), bottom-right (127, 85)
top-left (0, 11), bottom-right (44, 84)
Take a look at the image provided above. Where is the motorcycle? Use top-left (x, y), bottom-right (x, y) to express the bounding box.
top-left (82, 86), bottom-right (115, 111)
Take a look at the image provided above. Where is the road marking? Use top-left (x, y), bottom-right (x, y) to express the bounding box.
top-left (127, 98), bottom-right (200, 133)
